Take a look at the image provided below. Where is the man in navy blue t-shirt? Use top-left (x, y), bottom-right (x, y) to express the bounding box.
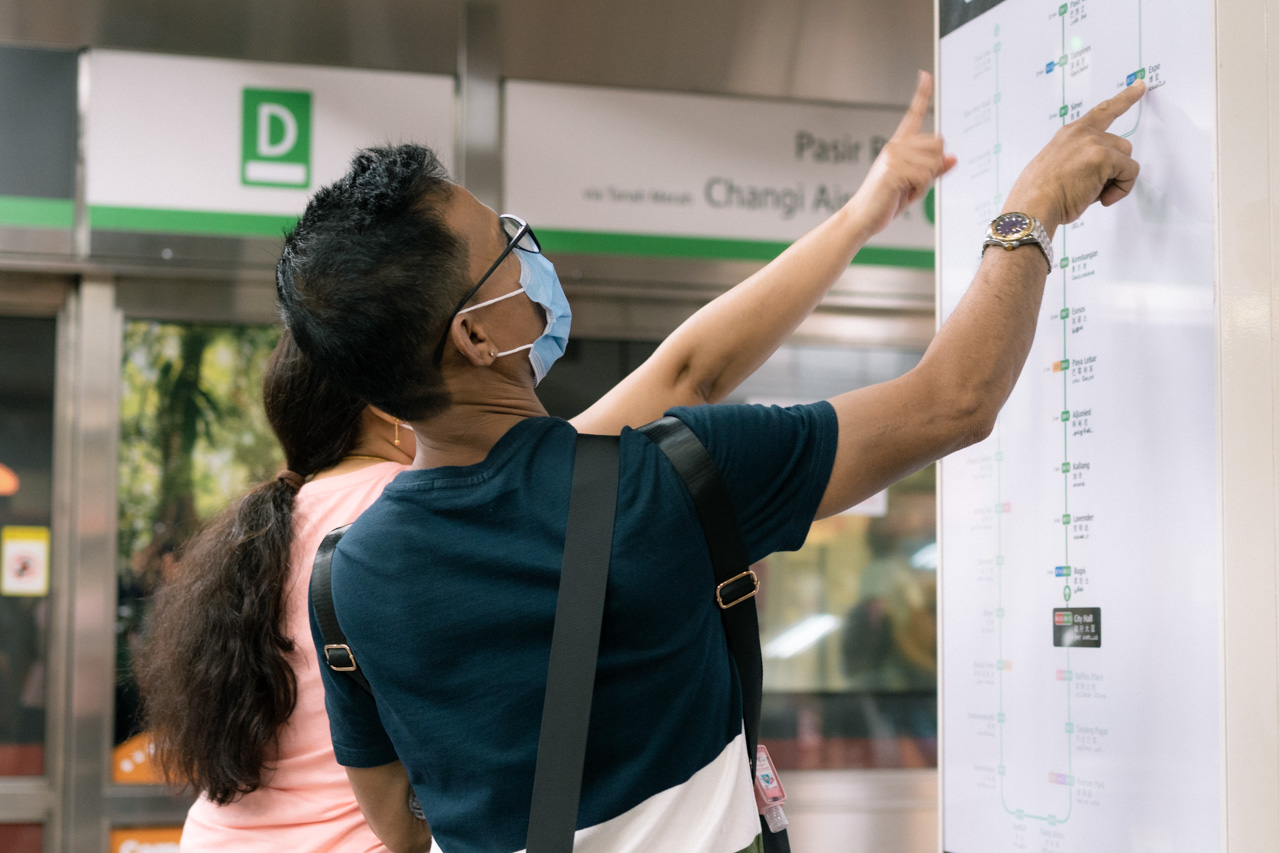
top-left (316, 403), bottom-right (835, 853)
top-left (280, 77), bottom-right (1145, 852)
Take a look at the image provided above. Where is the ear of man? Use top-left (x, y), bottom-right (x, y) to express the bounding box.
top-left (448, 314), bottom-right (500, 368)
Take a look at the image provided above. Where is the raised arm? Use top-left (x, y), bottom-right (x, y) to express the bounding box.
top-left (570, 72), bottom-right (955, 435)
top-left (816, 81), bottom-right (1145, 517)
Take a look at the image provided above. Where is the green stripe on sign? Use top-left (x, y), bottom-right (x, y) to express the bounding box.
top-left (537, 229), bottom-right (933, 268)
top-left (0, 196), bottom-right (75, 229)
top-left (89, 206), bottom-right (299, 238)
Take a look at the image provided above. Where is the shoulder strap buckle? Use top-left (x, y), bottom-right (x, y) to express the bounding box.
top-left (715, 569), bottom-right (759, 609)
top-left (324, 643), bottom-right (359, 672)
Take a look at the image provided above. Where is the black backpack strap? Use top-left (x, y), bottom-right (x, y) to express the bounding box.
top-left (525, 433), bottom-right (621, 853)
top-left (312, 523), bottom-right (427, 823)
top-left (638, 416), bottom-right (790, 853)
top-left (310, 523), bottom-right (372, 696)
top-left (638, 417), bottom-right (761, 760)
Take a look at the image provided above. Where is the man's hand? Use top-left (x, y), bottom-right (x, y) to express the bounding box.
top-left (1005, 80), bottom-right (1146, 234)
top-left (849, 71), bottom-right (957, 236)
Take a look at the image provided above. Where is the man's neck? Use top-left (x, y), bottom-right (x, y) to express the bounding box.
top-left (410, 382), bottom-right (548, 470)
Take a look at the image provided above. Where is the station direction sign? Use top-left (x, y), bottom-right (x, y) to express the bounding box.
top-left (0, 46), bottom-right (78, 252)
top-left (503, 80), bottom-right (935, 268)
top-left (85, 50), bottom-right (454, 241)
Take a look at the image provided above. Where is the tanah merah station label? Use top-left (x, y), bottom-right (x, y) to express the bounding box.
top-left (1053, 607), bottom-right (1101, 648)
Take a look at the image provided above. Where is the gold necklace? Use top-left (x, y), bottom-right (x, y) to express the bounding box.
top-left (342, 454), bottom-right (393, 463)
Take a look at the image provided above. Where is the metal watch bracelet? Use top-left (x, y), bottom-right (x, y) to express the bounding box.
top-left (982, 212), bottom-right (1054, 274)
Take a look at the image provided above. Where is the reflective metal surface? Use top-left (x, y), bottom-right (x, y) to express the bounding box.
top-left (0, 274), bottom-right (69, 316)
top-left (0, 229), bottom-right (73, 259)
top-left (460, 1), bottom-right (501, 208)
top-left (43, 284), bottom-right (75, 853)
top-left (62, 278), bottom-right (121, 853)
top-left (115, 276), bottom-right (279, 325)
top-left (89, 232), bottom-right (285, 273)
top-left (504, 0), bottom-right (933, 106)
top-left (785, 769), bottom-right (937, 852)
top-left (0, 0), bottom-right (461, 75)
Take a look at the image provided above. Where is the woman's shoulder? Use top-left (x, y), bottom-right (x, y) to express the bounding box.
top-left (291, 463), bottom-right (405, 555)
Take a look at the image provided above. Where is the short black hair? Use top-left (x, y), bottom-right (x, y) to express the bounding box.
top-left (276, 144), bottom-right (469, 420)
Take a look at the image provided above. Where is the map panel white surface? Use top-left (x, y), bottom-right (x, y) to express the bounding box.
top-left (937, 2), bottom-right (1220, 851)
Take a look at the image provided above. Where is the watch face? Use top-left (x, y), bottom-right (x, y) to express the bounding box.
top-left (993, 213), bottom-right (1032, 239)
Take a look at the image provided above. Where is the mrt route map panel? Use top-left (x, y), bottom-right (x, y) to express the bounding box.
top-left (937, 1), bottom-right (1220, 851)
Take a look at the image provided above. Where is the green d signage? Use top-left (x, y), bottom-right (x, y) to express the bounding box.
top-left (242, 88), bottom-right (312, 188)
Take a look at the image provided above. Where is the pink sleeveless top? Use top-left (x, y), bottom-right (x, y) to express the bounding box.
top-left (180, 463), bottom-right (405, 853)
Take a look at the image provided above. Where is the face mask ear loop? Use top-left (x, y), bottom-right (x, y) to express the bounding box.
top-left (491, 342), bottom-right (535, 359)
top-left (456, 287), bottom-right (525, 315)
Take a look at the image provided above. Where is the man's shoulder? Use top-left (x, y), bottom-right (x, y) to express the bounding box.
top-left (657, 400), bottom-right (837, 446)
top-left (329, 486), bottom-right (408, 571)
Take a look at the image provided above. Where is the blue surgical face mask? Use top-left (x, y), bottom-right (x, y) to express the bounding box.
top-left (456, 250), bottom-right (571, 385)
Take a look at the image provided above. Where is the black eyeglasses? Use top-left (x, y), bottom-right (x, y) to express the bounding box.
top-left (431, 214), bottom-right (542, 364)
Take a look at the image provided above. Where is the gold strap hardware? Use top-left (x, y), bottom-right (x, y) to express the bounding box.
top-left (716, 570), bottom-right (760, 610)
top-left (324, 643), bottom-right (359, 672)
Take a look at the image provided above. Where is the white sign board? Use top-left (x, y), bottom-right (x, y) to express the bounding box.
top-left (938, 1), bottom-right (1219, 852)
top-left (85, 50), bottom-right (454, 237)
top-left (504, 80), bottom-right (933, 267)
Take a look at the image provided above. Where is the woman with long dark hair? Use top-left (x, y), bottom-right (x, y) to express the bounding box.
top-left (136, 331), bottom-right (409, 850)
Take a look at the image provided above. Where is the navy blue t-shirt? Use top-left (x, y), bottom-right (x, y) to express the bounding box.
top-left (312, 402), bottom-right (838, 853)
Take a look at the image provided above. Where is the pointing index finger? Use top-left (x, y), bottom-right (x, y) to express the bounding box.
top-left (894, 71), bottom-right (934, 139)
top-left (1080, 79), bottom-right (1146, 131)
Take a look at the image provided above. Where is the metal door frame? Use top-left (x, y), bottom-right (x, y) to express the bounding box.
top-left (63, 274), bottom-right (287, 853)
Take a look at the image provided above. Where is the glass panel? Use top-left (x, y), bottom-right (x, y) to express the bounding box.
top-left (0, 316), bottom-right (56, 777)
top-left (114, 321), bottom-right (282, 781)
top-left (725, 343), bottom-right (937, 770)
top-left (0, 823), bottom-right (43, 852)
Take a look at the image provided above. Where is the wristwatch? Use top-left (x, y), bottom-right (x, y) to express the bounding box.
top-left (983, 212), bottom-right (1054, 274)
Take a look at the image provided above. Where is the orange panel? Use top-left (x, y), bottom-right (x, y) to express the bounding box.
top-left (112, 731), bottom-right (165, 785)
top-left (109, 826), bottom-right (183, 853)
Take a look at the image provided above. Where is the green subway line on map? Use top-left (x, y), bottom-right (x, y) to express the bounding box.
top-left (1061, 9), bottom-right (1067, 127)
top-left (993, 3), bottom-right (1088, 827)
top-left (1062, 223), bottom-right (1070, 569)
top-left (1121, 0), bottom-right (1144, 138)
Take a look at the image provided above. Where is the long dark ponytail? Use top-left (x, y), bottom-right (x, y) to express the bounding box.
top-left (136, 329), bottom-right (366, 804)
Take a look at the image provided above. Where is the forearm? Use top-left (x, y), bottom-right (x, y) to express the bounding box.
top-left (919, 194), bottom-right (1059, 441)
top-left (816, 226), bottom-right (1052, 518)
top-left (347, 764), bottom-right (433, 853)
